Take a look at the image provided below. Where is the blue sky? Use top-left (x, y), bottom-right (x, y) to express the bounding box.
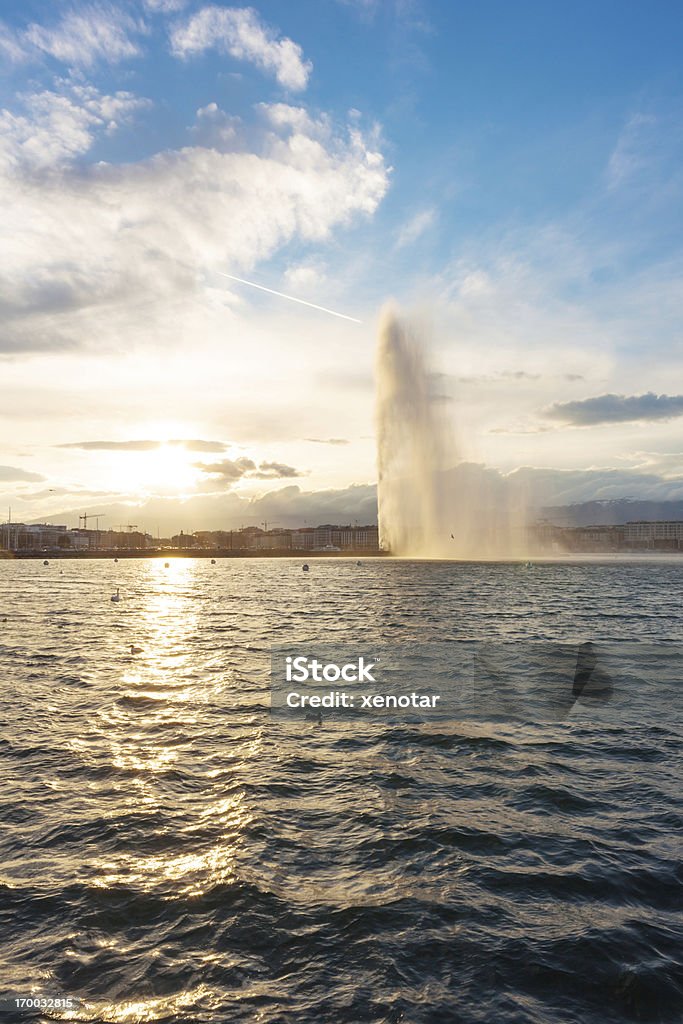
top-left (1, 0), bottom-right (683, 531)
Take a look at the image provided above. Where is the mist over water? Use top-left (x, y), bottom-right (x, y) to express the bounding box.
top-left (375, 306), bottom-right (529, 558)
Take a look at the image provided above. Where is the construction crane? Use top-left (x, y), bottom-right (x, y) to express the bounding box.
top-left (79, 513), bottom-right (108, 529)
top-left (78, 516), bottom-right (107, 532)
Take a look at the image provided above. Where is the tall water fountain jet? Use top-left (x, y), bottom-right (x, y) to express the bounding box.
top-left (375, 305), bottom-right (529, 559)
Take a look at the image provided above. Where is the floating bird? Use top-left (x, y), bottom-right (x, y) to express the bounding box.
top-left (356, 560), bottom-right (362, 566)
top-left (114, 557), bottom-right (118, 563)
top-left (164, 562), bottom-right (170, 568)
top-left (302, 563), bottom-right (310, 572)
top-left (129, 644), bottom-right (143, 655)
top-left (111, 588), bottom-right (121, 603)
top-left (450, 533), bottom-right (454, 540)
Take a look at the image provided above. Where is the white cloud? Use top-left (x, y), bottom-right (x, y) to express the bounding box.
top-left (431, 217), bottom-right (682, 396)
top-left (261, 102), bottom-right (326, 135)
top-left (305, 437), bottom-right (349, 445)
top-left (434, 245), bottom-right (616, 387)
top-left (508, 464), bottom-right (683, 506)
top-left (395, 206), bottom-right (435, 249)
top-left (144, 0), bottom-right (187, 12)
top-left (606, 113), bottom-right (658, 190)
top-left (190, 102), bottom-right (241, 148)
top-left (622, 451), bottom-right (683, 478)
top-left (0, 85), bottom-right (149, 172)
top-left (170, 6), bottom-right (312, 91)
top-left (0, 22), bottom-right (28, 62)
top-left (0, 465), bottom-right (45, 482)
top-left (0, 94), bottom-right (388, 354)
top-left (458, 269), bottom-right (492, 297)
top-left (58, 439), bottom-right (228, 452)
top-left (24, 4), bottom-right (144, 67)
top-left (284, 262), bottom-right (327, 291)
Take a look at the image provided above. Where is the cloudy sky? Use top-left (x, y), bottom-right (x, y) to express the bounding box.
top-left (2, 0), bottom-right (683, 532)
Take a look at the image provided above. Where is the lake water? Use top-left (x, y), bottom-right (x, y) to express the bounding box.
top-left (0, 557), bottom-right (681, 1023)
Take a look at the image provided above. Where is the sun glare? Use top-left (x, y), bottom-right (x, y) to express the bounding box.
top-left (106, 443), bottom-right (202, 496)
top-left (149, 443), bottom-right (201, 493)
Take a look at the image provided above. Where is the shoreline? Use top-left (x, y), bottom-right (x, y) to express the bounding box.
top-left (1, 549), bottom-right (682, 562)
top-left (0, 548), bottom-right (386, 560)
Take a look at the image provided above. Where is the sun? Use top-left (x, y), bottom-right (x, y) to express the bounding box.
top-left (105, 442), bottom-right (203, 497)
top-left (146, 443), bottom-right (202, 494)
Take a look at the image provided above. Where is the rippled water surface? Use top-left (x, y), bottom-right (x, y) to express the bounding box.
top-left (1, 557), bottom-right (682, 1023)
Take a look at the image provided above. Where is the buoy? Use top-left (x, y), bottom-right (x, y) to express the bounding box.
top-left (211, 559), bottom-right (216, 564)
top-left (302, 563), bottom-right (309, 572)
top-left (111, 588), bottom-right (121, 603)
top-left (43, 560), bottom-right (49, 566)
top-left (164, 562), bottom-right (170, 568)
top-left (114, 557), bottom-right (118, 563)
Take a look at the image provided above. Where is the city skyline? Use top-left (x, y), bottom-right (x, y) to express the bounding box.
top-left (1, 0), bottom-right (683, 530)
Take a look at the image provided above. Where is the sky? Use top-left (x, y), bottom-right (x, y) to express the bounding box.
top-left (1, 0), bottom-right (683, 533)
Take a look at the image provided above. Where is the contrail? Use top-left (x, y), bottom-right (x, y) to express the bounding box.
top-left (215, 272), bottom-right (362, 324)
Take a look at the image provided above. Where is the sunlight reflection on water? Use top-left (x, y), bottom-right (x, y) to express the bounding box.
top-left (0, 557), bottom-right (681, 1023)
